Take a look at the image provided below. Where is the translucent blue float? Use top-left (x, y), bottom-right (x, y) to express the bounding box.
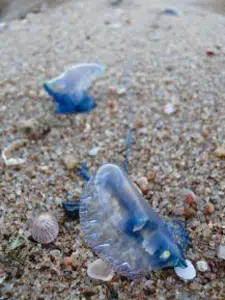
top-left (43, 64), bottom-right (105, 114)
top-left (80, 163), bottom-right (189, 278)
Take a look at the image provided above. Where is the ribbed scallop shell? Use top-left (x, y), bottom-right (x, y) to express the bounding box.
top-left (31, 214), bottom-right (59, 244)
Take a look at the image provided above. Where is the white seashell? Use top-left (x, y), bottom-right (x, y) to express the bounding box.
top-left (174, 259), bottom-right (196, 280)
top-left (88, 147), bottom-right (100, 157)
top-left (31, 214), bottom-right (59, 244)
top-left (2, 139), bottom-right (28, 166)
top-left (87, 258), bottom-right (114, 281)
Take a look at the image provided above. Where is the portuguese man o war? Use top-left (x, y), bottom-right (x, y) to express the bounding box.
top-left (80, 163), bottom-right (190, 278)
top-left (43, 64), bottom-right (105, 114)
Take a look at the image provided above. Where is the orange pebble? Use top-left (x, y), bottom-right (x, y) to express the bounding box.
top-left (204, 202), bottom-right (215, 216)
top-left (63, 256), bottom-right (72, 266)
top-left (184, 191), bottom-right (196, 206)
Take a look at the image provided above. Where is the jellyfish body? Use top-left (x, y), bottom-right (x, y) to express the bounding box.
top-left (80, 164), bottom-right (189, 277)
top-left (43, 64), bottom-right (105, 114)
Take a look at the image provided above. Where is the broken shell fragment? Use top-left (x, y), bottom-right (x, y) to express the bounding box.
top-left (87, 258), bottom-right (114, 281)
top-left (174, 259), bottom-right (196, 280)
top-left (2, 139), bottom-right (28, 166)
top-left (31, 213), bottom-right (59, 244)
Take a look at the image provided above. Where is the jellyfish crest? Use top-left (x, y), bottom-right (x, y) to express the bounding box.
top-left (43, 63), bottom-right (105, 114)
top-left (65, 63), bottom-right (105, 92)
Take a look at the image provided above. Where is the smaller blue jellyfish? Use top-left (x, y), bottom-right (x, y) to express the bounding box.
top-left (43, 64), bottom-right (105, 114)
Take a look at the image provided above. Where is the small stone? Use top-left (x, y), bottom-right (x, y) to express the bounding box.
top-left (116, 87), bottom-right (127, 95)
top-left (136, 177), bottom-right (149, 194)
top-left (63, 256), bottom-right (73, 266)
top-left (0, 23), bottom-right (7, 32)
top-left (217, 245), bottom-right (225, 260)
top-left (107, 99), bottom-right (115, 109)
top-left (38, 166), bottom-right (51, 174)
top-left (107, 100), bottom-right (118, 112)
top-left (110, 23), bottom-right (122, 29)
top-left (109, 0), bottom-right (122, 5)
top-left (135, 120), bottom-right (144, 129)
top-left (63, 155), bottom-right (77, 170)
top-left (87, 258), bottom-right (114, 281)
top-left (146, 170), bottom-right (156, 182)
top-left (204, 202), bottom-right (215, 216)
top-left (50, 249), bottom-right (62, 258)
top-left (184, 207), bottom-right (196, 218)
top-left (201, 128), bottom-right (209, 138)
top-left (71, 251), bottom-right (82, 267)
top-left (164, 103), bottom-right (177, 115)
top-left (88, 147), bottom-right (100, 157)
top-left (28, 90), bottom-right (37, 98)
top-left (196, 260), bottom-right (209, 272)
top-left (206, 49), bottom-right (216, 56)
top-left (215, 147), bottom-right (225, 158)
top-left (162, 7), bottom-right (181, 16)
top-left (172, 206), bottom-right (185, 216)
top-left (184, 191), bottom-right (196, 206)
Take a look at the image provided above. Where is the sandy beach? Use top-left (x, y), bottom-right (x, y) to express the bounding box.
top-left (0, 0), bottom-right (225, 299)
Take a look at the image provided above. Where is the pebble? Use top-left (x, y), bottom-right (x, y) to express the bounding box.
top-left (135, 120), bottom-right (144, 129)
top-left (162, 7), bottom-right (181, 16)
top-left (63, 155), bottom-right (77, 170)
top-left (215, 146), bottom-right (225, 158)
top-left (201, 128), bottom-right (209, 137)
top-left (71, 251), bottom-right (82, 267)
top-left (136, 177), bottom-right (149, 194)
top-left (0, 23), bottom-right (7, 32)
top-left (164, 103), bottom-right (176, 115)
top-left (116, 87), bottom-right (127, 95)
top-left (206, 49), bottom-right (216, 56)
top-left (87, 258), bottom-right (114, 281)
top-left (184, 191), bottom-right (197, 206)
top-left (110, 23), bottom-right (122, 29)
top-left (217, 244), bottom-right (225, 260)
top-left (63, 256), bottom-right (73, 266)
top-left (196, 260), bottom-right (209, 272)
top-left (28, 90), bottom-right (37, 98)
top-left (204, 202), bottom-right (215, 215)
top-left (146, 170), bottom-right (156, 182)
top-left (50, 249), bottom-right (62, 258)
top-left (109, 0), bottom-right (122, 5)
top-left (88, 147), bottom-right (100, 157)
top-left (174, 259), bottom-right (196, 280)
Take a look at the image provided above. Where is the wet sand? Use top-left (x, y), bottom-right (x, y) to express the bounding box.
top-left (0, 0), bottom-right (225, 299)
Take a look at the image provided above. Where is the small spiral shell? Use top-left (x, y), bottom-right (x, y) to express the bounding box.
top-left (31, 213), bottom-right (59, 244)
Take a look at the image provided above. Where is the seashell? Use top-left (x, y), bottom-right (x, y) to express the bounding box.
top-left (2, 139), bottom-right (28, 167)
top-left (174, 259), bottom-right (196, 280)
top-left (87, 258), bottom-right (114, 281)
top-left (31, 213), bottom-right (59, 244)
top-left (80, 163), bottom-right (189, 278)
top-left (43, 63), bottom-right (105, 114)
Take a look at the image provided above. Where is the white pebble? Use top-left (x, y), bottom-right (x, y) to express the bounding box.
top-left (0, 23), bottom-right (7, 32)
top-left (164, 103), bottom-right (176, 115)
top-left (217, 244), bottom-right (225, 260)
top-left (87, 258), bottom-right (114, 281)
top-left (88, 147), bottom-right (100, 157)
top-left (196, 260), bottom-right (208, 272)
top-left (174, 259), bottom-right (196, 280)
